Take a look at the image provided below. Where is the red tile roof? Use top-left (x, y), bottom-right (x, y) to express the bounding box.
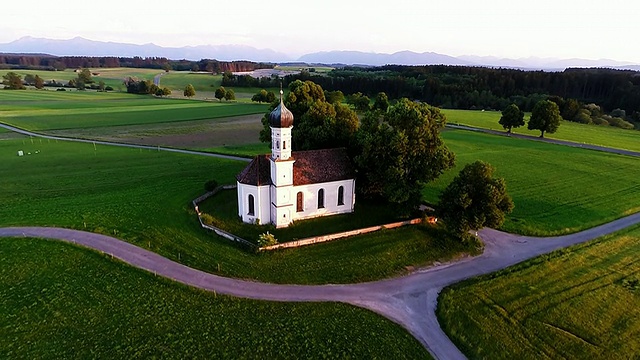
top-left (236, 148), bottom-right (355, 186)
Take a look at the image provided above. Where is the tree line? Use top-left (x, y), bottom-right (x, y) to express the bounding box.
top-left (0, 54), bottom-right (272, 73)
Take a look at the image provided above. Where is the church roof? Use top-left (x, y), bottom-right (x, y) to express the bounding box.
top-left (268, 90), bottom-right (294, 128)
top-left (236, 148), bottom-right (355, 186)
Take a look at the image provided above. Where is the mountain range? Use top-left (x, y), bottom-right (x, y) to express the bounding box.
top-left (1, 36), bottom-right (639, 71)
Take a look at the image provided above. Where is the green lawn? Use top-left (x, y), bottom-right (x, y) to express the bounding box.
top-left (0, 238), bottom-right (428, 359)
top-left (202, 142), bottom-right (269, 157)
top-left (437, 225), bottom-right (640, 359)
top-left (423, 130), bottom-right (640, 236)
top-left (158, 71), bottom-right (222, 92)
top-left (443, 109), bottom-right (640, 153)
top-left (0, 136), bottom-right (475, 284)
top-left (0, 90), bottom-right (267, 131)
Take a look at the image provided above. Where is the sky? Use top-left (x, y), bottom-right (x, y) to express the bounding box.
top-left (2, 0), bottom-right (639, 62)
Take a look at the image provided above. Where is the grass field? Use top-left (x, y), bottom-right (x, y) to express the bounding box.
top-left (422, 130), bottom-right (640, 235)
top-left (437, 225), bottom-right (640, 359)
top-left (0, 90), bottom-right (267, 131)
top-left (443, 109), bottom-right (640, 153)
top-left (0, 68), bottom-right (160, 91)
top-left (203, 142), bottom-right (269, 157)
top-left (0, 136), bottom-right (476, 284)
top-left (0, 238), bottom-right (428, 359)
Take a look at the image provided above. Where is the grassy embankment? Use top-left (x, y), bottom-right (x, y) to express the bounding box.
top-left (443, 108), bottom-right (640, 153)
top-left (0, 238), bottom-right (428, 359)
top-left (437, 225), bottom-right (640, 359)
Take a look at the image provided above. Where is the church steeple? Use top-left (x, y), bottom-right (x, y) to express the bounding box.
top-left (269, 88), bottom-right (293, 160)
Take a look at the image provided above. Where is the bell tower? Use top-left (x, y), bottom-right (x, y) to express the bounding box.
top-left (268, 89), bottom-right (295, 227)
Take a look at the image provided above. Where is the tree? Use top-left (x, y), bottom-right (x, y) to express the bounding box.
top-left (355, 98), bottom-right (455, 213)
top-left (437, 161), bottom-right (514, 239)
top-left (184, 84), bottom-right (196, 98)
top-left (24, 74), bottom-right (36, 85)
top-left (373, 92), bottom-right (390, 112)
top-left (498, 103), bottom-right (525, 134)
top-left (2, 72), bottom-right (25, 90)
top-left (347, 92), bottom-right (370, 112)
top-left (77, 68), bottom-right (93, 84)
top-left (528, 100), bottom-right (562, 138)
top-left (252, 89), bottom-right (269, 103)
top-left (224, 88), bottom-right (235, 101)
top-left (214, 86), bottom-right (226, 101)
top-left (34, 75), bottom-right (45, 89)
top-left (98, 81), bottom-right (105, 92)
top-left (325, 90), bottom-right (345, 104)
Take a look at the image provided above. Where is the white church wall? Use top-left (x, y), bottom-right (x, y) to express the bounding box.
top-left (291, 179), bottom-right (355, 222)
top-left (237, 182), bottom-right (270, 225)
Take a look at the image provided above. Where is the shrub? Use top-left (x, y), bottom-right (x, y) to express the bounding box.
top-left (204, 179), bottom-right (219, 192)
top-left (607, 116), bottom-right (634, 130)
top-left (592, 117), bottom-right (609, 126)
top-left (257, 232), bottom-right (278, 247)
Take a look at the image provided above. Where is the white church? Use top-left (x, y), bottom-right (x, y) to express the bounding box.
top-left (236, 91), bottom-right (356, 228)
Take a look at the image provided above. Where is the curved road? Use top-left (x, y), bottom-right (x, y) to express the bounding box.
top-left (3, 212), bottom-right (640, 359)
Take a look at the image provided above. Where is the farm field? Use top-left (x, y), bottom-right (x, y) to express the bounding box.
top-left (437, 225), bottom-right (640, 359)
top-left (423, 130), bottom-right (640, 236)
top-left (0, 90), bottom-right (267, 131)
top-left (0, 238), bottom-right (428, 359)
top-left (0, 68), bottom-right (160, 91)
top-left (0, 136), bottom-right (475, 284)
top-left (443, 109), bottom-right (640, 153)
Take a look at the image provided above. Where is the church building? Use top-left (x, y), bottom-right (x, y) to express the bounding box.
top-left (236, 91), bottom-right (356, 228)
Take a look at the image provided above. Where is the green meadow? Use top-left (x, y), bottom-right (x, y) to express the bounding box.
top-left (0, 136), bottom-right (475, 284)
top-left (0, 238), bottom-right (428, 359)
top-left (0, 68), bottom-right (160, 91)
top-left (437, 225), bottom-right (640, 359)
top-left (443, 109), bottom-right (640, 153)
top-left (423, 130), bottom-right (640, 236)
top-left (0, 90), bottom-right (267, 131)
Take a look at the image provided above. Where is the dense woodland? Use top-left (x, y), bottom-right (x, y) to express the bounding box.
top-left (0, 54), bottom-right (271, 73)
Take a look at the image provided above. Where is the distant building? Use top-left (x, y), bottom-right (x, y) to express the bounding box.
top-left (236, 91), bottom-right (355, 227)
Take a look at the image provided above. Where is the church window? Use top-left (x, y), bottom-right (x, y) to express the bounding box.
top-left (318, 188), bottom-right (325, 209)
top-left (297, 192), bottom-right (304, 212)
top-left (248, 194), bottom-right (255, 216)
top-left (338, 186), bottom-right (345, 206)
top-left (283, 141), bottom-right (286, 149)
top-left (276, 141), bottom-right (280, 149)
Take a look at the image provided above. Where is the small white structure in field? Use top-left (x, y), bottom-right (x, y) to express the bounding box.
top-left (17, 150), bottom-right (24, 156)
top-left (236, 91), bottom-right (356, 228)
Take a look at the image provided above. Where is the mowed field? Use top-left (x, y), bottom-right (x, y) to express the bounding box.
top-left (0, 90), bottom-right (267, 131)
top-left (0, 238), bottom-right (428, 359)
top-left (437, 225), bottom-right (640, 359)
top-left (422, 130), bottom-right (640, 235)
top-left (443, 109), bottom-right (640, 153)
top-left (0, 136), bottom-right (476, 284)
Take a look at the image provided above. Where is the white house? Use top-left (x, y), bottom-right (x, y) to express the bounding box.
top-left (236, 91), bottom-right (356, 228)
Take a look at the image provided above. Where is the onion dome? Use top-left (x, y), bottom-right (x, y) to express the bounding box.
top-left (269, 90), bottom-right (294, 128)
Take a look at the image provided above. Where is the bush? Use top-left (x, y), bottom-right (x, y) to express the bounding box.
top-left (573, 110), bottom-right (593, 124)
top-left (204, 179), bottom-right (219, 192)
top-left (592, 117), bottom-right (609, 126)
top-left (607, 116), bottom-right (634, 130)
top-left (257, 232), bottom-right (278, 247)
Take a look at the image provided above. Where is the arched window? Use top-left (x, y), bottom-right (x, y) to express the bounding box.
top-left (317, 188), bottom-right (325, 209)
top-left (337, 186), bottom-right (345, 206)
top-left (276, 141), bottom-right (280, 149)
top-left (283, 141), bottom-right (286, 150)
top-left (248, 194), bottom-right (255, 216)
top-left (297, 192), bottom-right (304, 212)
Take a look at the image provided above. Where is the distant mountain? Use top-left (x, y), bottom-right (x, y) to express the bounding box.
top-left (1, 36), bottom-right (638, 71)
top-left (298, 50), bottom-right (472, 66)
top-left (0, 36), bottom-right (292, 62)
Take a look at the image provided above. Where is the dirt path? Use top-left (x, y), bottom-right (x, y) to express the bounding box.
top-left (3, 211), bottom-right (640, 359)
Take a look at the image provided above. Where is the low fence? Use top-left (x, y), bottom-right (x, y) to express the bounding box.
top-left (192, 185), bottom-right (256, 249)
top-left (193, 186), bottom-right (423, 251)
top-left (260, 218), bottom-right (422, 251)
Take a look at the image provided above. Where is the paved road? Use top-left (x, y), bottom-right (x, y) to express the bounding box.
top-left (3, 211), bottom-right (640, 359)
top-left (447, 124), bottom-right (640, 158)
top-left (0, 123), bottom-right (251, 163)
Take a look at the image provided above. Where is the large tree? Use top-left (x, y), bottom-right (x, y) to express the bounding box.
top-left (183, 84), bottom-right (196, 98)
top-left (224, 88), bottom-right (235, 101)
top-left (259, 80), bottom-right (359, 151)
top-left (437, 161), bottom-right (513, 239)
top-left (528, 100), bottom-right (562, 138)
top-left (34, 75), bottom-right (45, 89)
top-left (498, 103), bottom-right (525, 134)
top-left (373, 92), bottom-right (390, 112)
top-left (77, 68), bottom-right (94, 84)
top-left (2, 72), bottom-right (25, 90)
top-left (355, 98), bottom-right (455, 213)
top-left (214, 86), bottom-right (226, 101)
